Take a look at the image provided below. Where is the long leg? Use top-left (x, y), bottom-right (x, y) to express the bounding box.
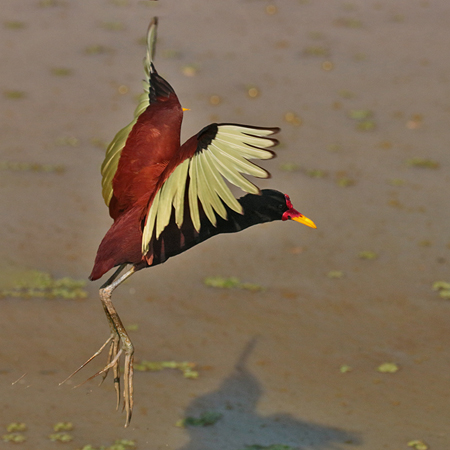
top-left (98, 265), bottom-right (136, 426)
top-left (61, 264), bottom-right (137, 427)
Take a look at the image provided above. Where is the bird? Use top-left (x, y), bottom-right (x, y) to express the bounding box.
top-left (62, 17), bottom-right (316, 427)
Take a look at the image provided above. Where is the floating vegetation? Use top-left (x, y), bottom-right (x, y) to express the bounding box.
top-left (49, 432), bottom-right (73, 442)
top-left (177, 411), bottom-right (223, 428)
top-left (347, 109), bottom-right (372, 120)
top-left (91, 137), bottom-right (109, 149)
top-left (377, 362), bottom-right (399, 373)
top-left (0, 270), bottom-right (87, 300)
top-left (353, 52), bottom-right (367, 61)
top-left (239, 445), bottom-right (297, 450)
top-left (204, 276), bottom-right (264, 292)
top-left (327, 143), bottom-right (342, 152)
top-left (53, 422), bottom-right (73, 432)
top-left (3, 90), bottom-right (26, 99)
top-left (2, 433), bottom-right (26, 443)
top-left (0, 160), bottom-right (65, 173)
top-left (101, 21), bottom-right (125, 31)
top-left (283, 112), bottom-right (302, 126)
top-left (334, 17), bottom-right (363, 28)
top-left (356, 120), bottom-right (376, 131)
top-left (181, 64), bottom-right (199, 77)
top-left (161, 48), bottom-right (182, 59)
top-left (327, 270), bottom-right (344, 279)
top-left (340, 364), bottom-right (352, 373)
top-left (50, 67), bottom-right (73, 76)
top-left (358, 251), bottom-right (378, 260)
top-left (306, 168), bottom-right (326, 178)
top-left (432, 281), bottom-right (450, 299)
top-left (38, 0), bottom-right (64, 6)
top-left (138, 0), bottom-right (160, 5)
top-left (406, 158), bottom-right (439, 169)
top-left (85, 45), bottom-right (110, 55)
top-left (6, 423), bottom-right (27, 432)
top-left (55, 136), bottom-right (79, 147)
top-left (303, 46), bottom-right (329, 57)
top-left (407, 440), bottom-right (428, 450)
top-left (308, 31), bottom-right (325, 40)
top-left (79, 440), bottom-right (136, 450)
top-left (110, 0), bottom-right (129, 5)
top-left (388, 178), bottom-right (406, 186)
top-left (134, 360), bottom-right (199, 379)
top-left (4, 21), bottom-right (26, 30)
top-left (279, 162), bottom-right (301, 172)
top-left (347, 109), bottom-right (376, 131)
top-left (338, 89), bottom-right (356, 99)
top-left (336, 176), bottom-right (355, 187)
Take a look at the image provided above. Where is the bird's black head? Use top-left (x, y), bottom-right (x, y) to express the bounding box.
top-left (239, 189), bottom-right (316, 228)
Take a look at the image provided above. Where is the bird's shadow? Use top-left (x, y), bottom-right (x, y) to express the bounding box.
top-left (178, 338), bottom-right (361, 450)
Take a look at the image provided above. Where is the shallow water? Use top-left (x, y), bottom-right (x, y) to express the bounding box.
top-left (1, 1), bottom-right (449, 449)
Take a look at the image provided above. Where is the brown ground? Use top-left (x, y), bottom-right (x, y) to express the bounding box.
top-left (1, 1), bottom-right (449, 449)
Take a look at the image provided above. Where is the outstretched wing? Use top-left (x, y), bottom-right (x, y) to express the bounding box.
top-left (142, 123), bottom-right (279, 254)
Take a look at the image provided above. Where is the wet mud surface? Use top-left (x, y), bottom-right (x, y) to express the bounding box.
top-left (1, 1), bottom-right (449, 449)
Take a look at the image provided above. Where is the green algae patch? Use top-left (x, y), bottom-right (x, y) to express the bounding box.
top-left (377, 362), bottom-right (399, 373)
top-left (0, 160), bottom-right (65, 173)
top-left (177, 411), bottom-right (223, 428)
top-left (53, 422), bottom-right (73, 432)
top-left (3, 90), bottom-right (26, 99)
top-left (0, 270), bottom-right (87, 300)
top-left (204, 276), bottom-right (264, 292)
top-left (406, 158), bottom-right (439, 169)
top-left (358, 251), bottom-right (378, 260)
top-left (79, 440), bottom-right (136, 450)
top-left (279, 162), bottom-right (301, 172)
top-left (4, 21), bottom-right (26, 30)
top-left (239, 445), bottom-right (297, 450)
top-left (432, 281), bottom-right (450, 299)
top-left (134, 360), bottom-right (199, 379)
top-left (2, 422), bottom-right (27, 442)
top-left (49, 432), bottom-right (73, 442)
top-left (2, 433), bottom-right (26, 443)
top-left (50, 67), bottom-right (73, 76)
top-left (347, 109), bottom-right (376, 131)
top-left (327, 270), bottom-right (344, 279)
top-left (407, 440), bottom-right (428, 450)
top-left (6, 423), bottom-right (27, 432)
top-left (336, 176), bottom-right (355, 187)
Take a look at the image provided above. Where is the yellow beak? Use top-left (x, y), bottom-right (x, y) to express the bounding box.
top-left (291, 215), bottom-right (317, 229)
top-left (182, 108), bottom-right (190, 112)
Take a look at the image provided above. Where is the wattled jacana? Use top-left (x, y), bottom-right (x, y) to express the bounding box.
top-left (63, 18), bottom-right (316, 426)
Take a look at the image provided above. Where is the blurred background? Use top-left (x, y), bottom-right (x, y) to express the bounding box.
top-left (0, 0), bottom-right (449, 449)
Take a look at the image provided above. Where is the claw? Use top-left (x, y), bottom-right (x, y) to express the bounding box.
top-left (123, 351), bottom-right (134, 427)
top-left (59, 336), bottom-right (113, 386)
top-left (73, 349), bottom-right (123, 389)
